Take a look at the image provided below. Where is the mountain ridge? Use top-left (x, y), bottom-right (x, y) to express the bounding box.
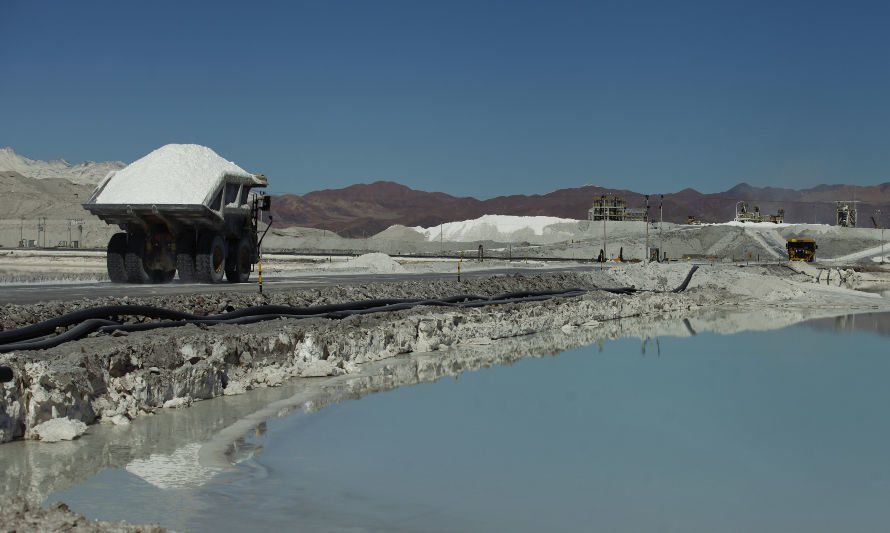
top-left (3, 148), bottom-right (889, 236)
top-left (0, 147), bottom-right (125, 185)
top-left (269, 180), bottom-right (890, 237)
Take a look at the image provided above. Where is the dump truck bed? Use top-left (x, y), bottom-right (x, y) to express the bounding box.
top-left (83, 202), bottom-right (226, 228)
top-left (82, 145), bottom-right (266, 231)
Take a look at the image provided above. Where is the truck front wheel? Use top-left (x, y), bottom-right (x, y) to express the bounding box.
top-left (107, 233), bottom-right (128, 283)
top-left (225, 238), bottom-right (252, 283)
top-left (196, 232), bottom-right (226, 283)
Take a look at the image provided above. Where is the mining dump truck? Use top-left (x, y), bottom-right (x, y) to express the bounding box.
top-left (83, 144), bottom-right (271, 283)
top-left (786, 238), bottom-right (817, 262)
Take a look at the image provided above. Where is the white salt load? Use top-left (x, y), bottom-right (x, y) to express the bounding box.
top-left (91, 144), bottom-right (255, 205)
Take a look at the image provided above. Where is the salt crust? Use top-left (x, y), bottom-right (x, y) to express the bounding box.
top-left (93, 144), bottom-right (254, 205)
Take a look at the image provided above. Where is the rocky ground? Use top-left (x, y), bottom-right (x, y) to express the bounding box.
top-left (0, 497), bottom-right (168, 532)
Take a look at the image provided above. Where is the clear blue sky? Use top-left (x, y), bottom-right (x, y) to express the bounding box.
top-left (2, 0), bottom-right (888, 197)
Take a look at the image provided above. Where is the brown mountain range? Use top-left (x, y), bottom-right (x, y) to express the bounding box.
top-left (269, 181), bottom-right (890, 237)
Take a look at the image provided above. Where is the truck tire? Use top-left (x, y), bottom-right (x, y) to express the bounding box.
top-left (225, 238), bottom-right (252, 283)
top-left (196, 232), bottom-right (226, 283)
top-left (107, 233), bottom-right (128, 283)
top-left (176, 232), bottom-right (197, 282)
top-left (125, 232), bottom-right (150, 283)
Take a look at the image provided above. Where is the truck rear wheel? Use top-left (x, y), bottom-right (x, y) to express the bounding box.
top-left (107, 233), bottom-right (128, 283)
top-left (196, 232), bottom-right (226, 283)
top-left (225, 238), bottom-right (252, 283)
top-left (125, 233), bottom-right (150, 283)
top-left (176, 233), bottom-right (197, 282)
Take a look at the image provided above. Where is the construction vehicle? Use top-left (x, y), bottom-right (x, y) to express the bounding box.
top-left (685, 216), bottom-right (702, 225)
top-left (786, 238), bottom-right (817, 262)
top-left (83, 144), bottom-right (271, 283)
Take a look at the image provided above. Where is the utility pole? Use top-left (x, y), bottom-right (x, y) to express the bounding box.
top-left (37, 218), bottom-right (45, 248)
top-left (75, 219), bottom-right (83, 248)
top-left (878, 210), bottom-right (884, 264)
top-left (602, 195), bottom-right (607, 262)
top-left (645, 194), bottom-right (649, 261)
top-left (658, 194), bottom-right (664, 262)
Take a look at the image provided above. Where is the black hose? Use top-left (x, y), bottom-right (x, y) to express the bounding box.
top-left (0, 305), bottom-right (198, 344)
top-left (669, 265), bottom-right (699, 293)
top-left (0, 267), bottom-right (699, 352)
top-left (0, 319), bottom-right (120, 352)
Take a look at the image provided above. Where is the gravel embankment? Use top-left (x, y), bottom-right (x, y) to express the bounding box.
top-left (3, 263), bottom-right (889, 446)
top-left (0, 269), bottom-right (706, 443)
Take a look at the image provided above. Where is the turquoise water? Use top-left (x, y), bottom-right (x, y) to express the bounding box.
top-left (47, 317), bottom-right (890, 532)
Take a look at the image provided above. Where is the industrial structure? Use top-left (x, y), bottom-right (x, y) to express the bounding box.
top-left (836, 201), bottom-right (859, 227)
top-left (734, 201), bottom-right (784, 223)
top-left (588, 196), bottom-right (648, 221)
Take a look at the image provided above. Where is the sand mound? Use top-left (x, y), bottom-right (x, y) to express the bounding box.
top-left (328, 252), bottom-right (407, 273)
top-left (372, 225), bottom-right (427, 242)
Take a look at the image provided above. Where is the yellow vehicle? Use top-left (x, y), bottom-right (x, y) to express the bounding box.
top-left (786, 238), bottom-right (817, 262)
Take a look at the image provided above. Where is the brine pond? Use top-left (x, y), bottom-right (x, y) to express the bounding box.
top-left (5, 310), bottom-right (890, 532)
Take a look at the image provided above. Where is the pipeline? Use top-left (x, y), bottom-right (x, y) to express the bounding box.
top-left (0, 266), bottom-right (698, 353)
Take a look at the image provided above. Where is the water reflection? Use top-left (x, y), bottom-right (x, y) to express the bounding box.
top-left (1, 306), bottom-right (886, 511)
top-left (804, 312), bottom-right (890, 336)
top-left (0, 381), bottom-right (304, 503)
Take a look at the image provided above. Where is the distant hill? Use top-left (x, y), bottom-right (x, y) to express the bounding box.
top-left (0, 171), bottom-right (97, 218)
top-left (270, 181), bottom-right (890, 237)
top-left (0, 147), bottom-right (124, 185)
top-left (3, 147), bottom-right (888, 237)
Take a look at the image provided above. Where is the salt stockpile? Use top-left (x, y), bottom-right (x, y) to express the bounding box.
top-left (91, 144), bottom-right (257, 205)
top-left (413, 214), bottom-right (580, 244)
top-left (327, 252), bottom-right (407, 273)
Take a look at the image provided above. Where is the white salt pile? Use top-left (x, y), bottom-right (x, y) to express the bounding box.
top-left (413, 214), bottom-right (578, 243)
top-left (328, 252), bottom-right (407, 273)
top-left (92, 144), bottom-right (260, 205)
top-left (721, 220), bottom-right (791, 228)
